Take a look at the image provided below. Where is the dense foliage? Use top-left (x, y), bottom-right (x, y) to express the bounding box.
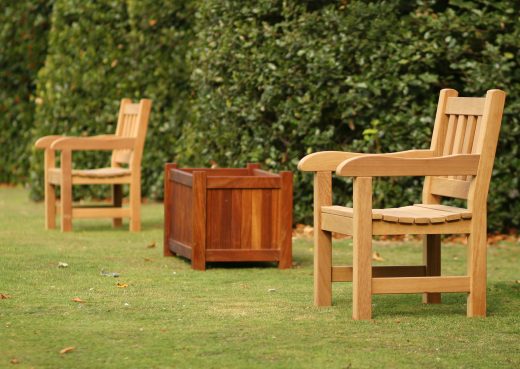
top-left (186, 0), bottom-right (520, 230)
top-left (0, 0), bottom-right (53, 183)
top-left (30, 0), bottom-right (133, 200)
top-left (5, 0), bottom-right (518, 231)
top-left (30, 0), bottom-right (195, 200)
top-left (126, 0), bottom-right (196, 198)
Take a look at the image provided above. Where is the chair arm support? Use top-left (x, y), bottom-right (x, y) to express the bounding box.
top-left (336, 154), bottom-right (480, 177)
top-left (34, 135), bottom-right (64, 149)
top-left (50, 136), bottom-right (135, 151)
top-left (298, 150), bottom-right (434, 171)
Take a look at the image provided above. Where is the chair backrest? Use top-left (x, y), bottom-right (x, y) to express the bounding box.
top-left (111, 98), bottom-right (152, 170)
top-left (422, 89), bottom-right (505, 211)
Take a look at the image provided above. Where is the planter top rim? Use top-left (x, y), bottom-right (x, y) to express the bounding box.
top-left (171, 167), bottom-right (281, 178)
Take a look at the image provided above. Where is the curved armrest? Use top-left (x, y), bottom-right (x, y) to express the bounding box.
top-left (34, 135), bottom-right (64, 149)
top-left (298, 149), bottom-right (434, 171)
top-left (336, 154), bottom-right (480, 177)
top-left (51, 136), bottom-right (135, 151)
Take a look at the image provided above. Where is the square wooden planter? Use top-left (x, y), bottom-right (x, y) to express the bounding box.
top-left (163, 163), bottom-right (293, 270)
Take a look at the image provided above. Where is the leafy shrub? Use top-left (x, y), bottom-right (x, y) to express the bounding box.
top-left (25, 0), bottom-right (520, 231)
top-left (0, 0), bottom-right (53, 183)
top-left (30, 0), bottom-right (195, 200)
top-left (30, 0), bottom-right (133, 200)
top-left (126, 0), bottom-right (196, 198)
top-left (185, 0), bottom-right (520, 231)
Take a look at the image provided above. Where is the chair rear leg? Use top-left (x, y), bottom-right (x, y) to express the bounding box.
top-left (45, 182), bottom-right (56, 229)
top-left (112, 184), bottom-right (123, 228)
top-left (129, 180), bottom-right (141, 232)
top-left (60, 150), bottom-right (73, 232)
top-left (423, 234), bottom-right (441, 304)
top-left (44, 149), bottom-right (56, 229)
top-left (467, 221), bottom-right (487, 317)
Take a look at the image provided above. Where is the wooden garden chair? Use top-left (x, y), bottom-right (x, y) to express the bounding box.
top-left (35, 99), bottom-right (152, 232)
top-left (298, 89), bottom-right (505, 320)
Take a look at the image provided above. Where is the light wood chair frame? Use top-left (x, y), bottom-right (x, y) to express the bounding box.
top-left (35, 99), bottom-right (152, 232)
top-left (298, 89), bottom-right (506, 319)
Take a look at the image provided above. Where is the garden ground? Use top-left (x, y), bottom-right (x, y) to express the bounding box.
top-left (1, 187), bottom-right (519, 369)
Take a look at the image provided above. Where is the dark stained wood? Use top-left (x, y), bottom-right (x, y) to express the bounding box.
top-left (207, 189), bottom-right (231, 249)
top-left (163, 163), bottom-right (177, 256)
top-left (172, 182), bottom-right (193, 246)
top-left (192, 171), bottom-right (207, 270)
top-left (169, 239), bottom-right (192, 259)
top-left (163, 164), bottom-right (293, 270)
top-left (230, 189), bottom-right (242, 249)
top-left (205, 189), bottom-right (219, 249)
top-left (170, 169), bottom-right (193, 187)
top-left (180, 168), bottom-right (250, 176)
top-left (251, 189), bottom-right (263, 249)
top-left (206, 249), bottom-right (280, 262)
top-left (206, 176), bottom-right (281, 189)
top-left (240, 189), bottom-right (253, 250)
top-left (271, 189), bottom-right (280, 250)
top-left (220, 189), bottom-right (233, 249)
top-left (261, 190), bottom-right (272, 250)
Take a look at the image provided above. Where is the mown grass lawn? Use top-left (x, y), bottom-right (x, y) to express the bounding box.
top-left (0, 187), bottom-right (519, 369)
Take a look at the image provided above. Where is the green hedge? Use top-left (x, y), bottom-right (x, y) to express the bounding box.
top-left (126, 0), bottom-right (196, 198)
top-left (25, 0), bottom-right (520, 231)
top-left (30, 0), bottom-right (133, 200)
top-left (0, 0), bottom-right (53, 183)
top-left (30, 0), bottom-right (195, 200)
top-left (185, 0), bottom-right (520, 231)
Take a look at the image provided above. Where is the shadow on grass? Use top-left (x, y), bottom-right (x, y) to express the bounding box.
top-left (206, 261), bottom-right (280, 269)
top-left (331, 280), bottom-right (519, 319)
top-left (169, 254), bottom-right (281, 270)
top-left (61, 217), bottom-right (163, 232)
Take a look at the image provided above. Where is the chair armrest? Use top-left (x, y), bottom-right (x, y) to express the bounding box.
top-left (50, 136), bottom-right (135, 151)
top-left (298, 149), bottom-right (434, 171)
top-left (336, 154), bottom-right (480, 177)
top-left (34, 135), bottom-right (64, 149)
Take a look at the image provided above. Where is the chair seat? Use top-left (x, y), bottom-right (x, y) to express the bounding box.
top-left (322, 204), bottom-right (472, 225)
top-left (48, 167), bottom-right (131, 185)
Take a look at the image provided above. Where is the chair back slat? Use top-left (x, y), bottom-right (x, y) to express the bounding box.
top-left (461, 116), bottom-right (476, 154)
top-left (111, 99), bottom-right (152, 169)
top-left (423, 90), bottom-right (505, 204)
top-left (447, 115), bottom-right (466, 180)
top-left (461, 115), bottom-right (477, 180)
top-left (471, 115), bottom-right (483, 154)
top-left (442, 114), bottom-right (457, 156)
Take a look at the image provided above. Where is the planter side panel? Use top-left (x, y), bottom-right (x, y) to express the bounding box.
top-left (172, 181), bottom-right (194, 247)
top-left (206, 188), bottom-right (279, 251)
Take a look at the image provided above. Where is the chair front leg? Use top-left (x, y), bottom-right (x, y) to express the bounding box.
top-left (44, 149), bottom-right (57, 229)
top-left (60, 149), bottom-right (73, 232)
top-left (314, 172), bottom-right (332, 306)
top-left (352, 176), bottom-right (373, 320)
top-left (467, 214), bottom-right (487, 317)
